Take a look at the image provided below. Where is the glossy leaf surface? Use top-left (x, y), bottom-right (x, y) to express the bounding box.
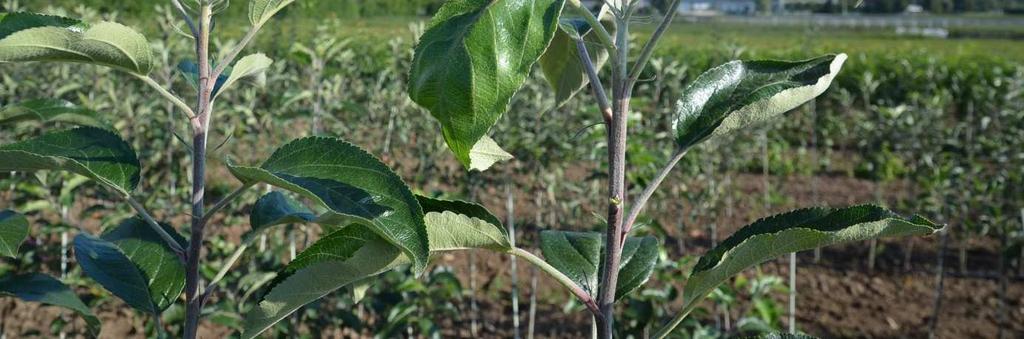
top-left (74, 233), bottom-right (156, 314)
top-left (682, 205), bottom-right (941, 312)
top-left (539, 230), bottom-right (601, 295)
top-left (612, 235), bottom-right (659, 300)
top-left (101, 219), bottom-right (186, 311)
top-left (408, 0), bottom-right (565, 168)
top-left (674, 54), bottom-right (847, 149)
top-left (249, 0), bottom-right (296, 28)
top-left (228, 136), bottom-right (429, 273)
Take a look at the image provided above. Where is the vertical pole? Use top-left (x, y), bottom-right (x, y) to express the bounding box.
top-left (507, 184), bottom-right (520, 339)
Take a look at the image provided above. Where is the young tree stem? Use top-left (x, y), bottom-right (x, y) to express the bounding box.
top-left (596, 10), bottom-right (631, 338)
top-left (576, 40), bottom-right (612, 123)
top-left (183, 5), bottom-right (213, 339)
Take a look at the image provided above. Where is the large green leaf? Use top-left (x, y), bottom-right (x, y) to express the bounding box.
top-left (73, 233), bottom-right (156, 314)
top-left (0, 127), bottom-right (140, 196)
top-left (240, 225), bottom-right (404, 339)
top-left (0, 13), bottom-right (153, 74)
top-left (539, 5), bottom-right (615, 108)
top-left (408, 0), bottom-right (566, 168)
top-left (612, 235), bottom-right (659, 300)
top-left (0, 99), bottom-right (111, 129)
top-left (0, 273), bottom-right (101, 336)
top-left (245, 191), bottom-right (315, 242)
top-left (216, 53), bottom-right (272, 99)
top-left (101, 219), bottom-right (186, 312)
top-left (227, 136), bottom-right (429, 273)
top-left (0, 210), bottom-right (29, 258)
top-left (249, 0), bottom-right (296, 28)
top-left (681, 205), bottom-right (941, 313)
top-left (539, 230), bottom-right (601, 295)
top-left (674, 54), bottom-right (847, 150)
top-left (417, 195), bottom-right (511, 252)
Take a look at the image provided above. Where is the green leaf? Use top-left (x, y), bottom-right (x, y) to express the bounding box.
top-left (228, 136), bottom-right (429, 273)
top-left (468, 135), bottom-right (514, 172)
top-left (682, 205), bottom-right (941, 313)
top-left (245, 191), bottom-right (315, 242)
top-left (0, 127), bottom-right (140, 196)
top-left (0, 13), bottom-right (153, 74)
top-left (613, 235), bottom-right (658, 300)
top-left (217, 53), bottom-right (272, 99)
top-left (74, 233), bottom-right (157, 314)
top-left (0, 99), bottom-right (111, 129)
top-left (0, 12), bottom-right (84, 38)
top-left (241, 225), bottom-right (405, 339)
top-left (539, 5), bottom-right (615, 108)
top-left (539, 230), bottom-right (658, 300)
top-left (408, 0), bottom-right (566, 168)
top-left (249, 0), bottom-right (296, 28)
top-left (674, 54), bottom-right (847, 150)
top-left (417, 195), bottom-right (511, 252)
top-left (177, 60), bottom-right (228, 96)
top-left (0, 210), bottom-right (29, 258)
top-left (101, 219), bottom-right (186, 312)
top-left (0, 273), bottom-right (101, 336)
top-left (539, 230), bottom-right (601, 295)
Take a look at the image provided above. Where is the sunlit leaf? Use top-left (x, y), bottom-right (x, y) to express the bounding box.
top-left (0, 13), bottom-right (153, 74)
top-left (417, 195), bottom-right (510, 252)
top-left (249, 0), bottom-right (296, 28)
top-left (408, 0), bottom-right (566, 168)
top-left (228, 136), bottom-right (429, 273)
top-left (217, 53), bottom-right (272, 98)
top-left (101, 219), bottom-right (186, 311)
top-left (674, 54), bottom-right (847, 150)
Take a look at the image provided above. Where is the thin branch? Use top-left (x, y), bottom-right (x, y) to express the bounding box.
top-left (577, 39), bottom-right (612, 123)
top-left (510, 248), bottom-right (604, 322)
top-left (126, 197), bottom-right (186, 257)
top-left (626, 0), bottom-right (681, 89)
top-left (210, 27), bottom-right (260, 85)
top-left (652, 297), bottom-right (702, 339)
top-left (199, 184), bottom-right (251, 225)
top-left (621, 147), bottom-right (687, 241)
top-left (567, 0), bottom-right (617, 63)
top-left (201, 242), bottom-right (249, 303)
top-left (170, 0), bottom-right (198, 38)
top-left (133, 74), bottom-right (196, 119)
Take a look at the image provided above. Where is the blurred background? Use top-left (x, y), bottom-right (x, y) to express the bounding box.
top-left (0, 0), bottom-right (1022, 337)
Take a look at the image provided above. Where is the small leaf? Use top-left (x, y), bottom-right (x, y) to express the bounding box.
top-left (467, 135), bottom-right (514, 172)
top-left (0, 210), bottom-right (29, 258)
top-left (241, 225), bottom-right (404, 339)
top-left (74, 233), bottom-right (157, 314)
top-left (612, 235), bottom-right (658, 300)
top-left (408, 0), bottom-right (566, 168)
top-left (674, 54), bottom-right (847, 150)
top-left (0, 99), bottom-right (112, 129)
top-left (228, 136), bottom-right (429, 274)
top-left (539, 5), bottom-right (615, 108)
top-left (417, 195), bottom-right (511, 252)
top-left (217, 53), bottom-right (272, 98)
top-left (101, 219), bottom-right (186, 312)
top-left (0, 273), bottom-right (101, 336)
top-left (539, 230), bottom-right (601, 295)
top-left (249, 0), bottom-right (296, 28)
top-left (0, 127), bottom-right (141, 196)
top-left (0, 13), bottom-right (154, 74)
top-left (177, 60), bottom-right (228, 96)
top-left (245, 191), bottom-right (315, 242)
top-left (681, 205), bottom-right (941, 313)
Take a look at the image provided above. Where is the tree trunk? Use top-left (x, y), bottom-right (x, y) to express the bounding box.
top-left (927, 229), bottom-right (949, 338)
